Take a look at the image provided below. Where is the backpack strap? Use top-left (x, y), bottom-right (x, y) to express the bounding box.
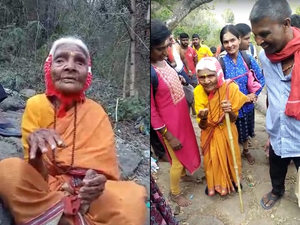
top-left (241, 51), bottom-right (252, 70)
top-left (250, 44), bottom-right (254, 56)
top-left (151, 65), bottom-right (158, 97)
top-left (219, 57), bottom-right (226, 74)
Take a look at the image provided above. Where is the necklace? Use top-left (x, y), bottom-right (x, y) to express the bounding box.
top-left (52, 104), bottom-right (77, 174)
top-left (282, 63), bottom-right (294, 72)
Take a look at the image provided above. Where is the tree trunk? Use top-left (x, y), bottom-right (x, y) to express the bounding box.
top-left (164, 0), bottom-right (213, 31)
top-left (123, 44), bottom-right (130, 98)
top-left (129, 0), bottom-right (137, 97)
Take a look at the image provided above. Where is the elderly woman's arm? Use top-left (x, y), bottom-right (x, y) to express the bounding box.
top-left (21, 96), bottom-right (64, 180)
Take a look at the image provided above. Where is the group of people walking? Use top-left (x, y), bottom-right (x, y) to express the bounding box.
top-left (151, 0), bottom-right (300, 223)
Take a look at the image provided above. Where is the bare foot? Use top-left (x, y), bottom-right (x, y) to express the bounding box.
top-left (170, 193), bottom-right (192, 207)
top-left (243, 149), bottom-right (255, 165)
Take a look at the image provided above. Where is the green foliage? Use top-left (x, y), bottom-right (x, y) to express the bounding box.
top-left (107, 96), bottom-right (148, 121)
top-left (172, 8), bottom-right (223, 47)
top-left (222, 9), bottom-right (235, 24)
top-left (151, 7), bottom-right (172, 21)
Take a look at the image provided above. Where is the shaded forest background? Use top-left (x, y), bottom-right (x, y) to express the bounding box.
top-left (0, 0), bottom-right (150, 126)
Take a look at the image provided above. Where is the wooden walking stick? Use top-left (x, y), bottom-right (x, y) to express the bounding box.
top-left (225, 112), bottom-right (244, 213)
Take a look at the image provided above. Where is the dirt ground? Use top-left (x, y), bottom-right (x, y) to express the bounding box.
top-left (153, 110), bottom-right (300, 225)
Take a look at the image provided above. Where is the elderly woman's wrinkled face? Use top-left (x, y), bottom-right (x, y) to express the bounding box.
top-left (197, 68), bottom-right (218, 93)
top-left (51, 44), bottom-right (88, 95)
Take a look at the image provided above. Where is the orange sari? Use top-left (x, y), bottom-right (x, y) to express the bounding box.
top-left (0, 94), bottom-right (146, 225)
top-left (194, 82), bottom-right (248, 196)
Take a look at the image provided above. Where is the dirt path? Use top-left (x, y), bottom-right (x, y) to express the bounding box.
top-left (153, 110), bottom-right (300, 225)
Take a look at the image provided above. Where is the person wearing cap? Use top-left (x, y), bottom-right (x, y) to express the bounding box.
top-left (192, 34), bottom-right (213, 62)
top-left (194, 57), bottom-right (250, 196)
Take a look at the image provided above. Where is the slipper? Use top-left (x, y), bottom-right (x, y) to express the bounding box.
top-left (0, 127), bottom-right (21, 137)
top-left (260, 192), bottom-right (281, 210)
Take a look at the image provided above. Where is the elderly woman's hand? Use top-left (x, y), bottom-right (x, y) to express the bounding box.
top-left (79, 169), bottom-right (107, 204)
top-left (197, 108), bottom-right (209, 119)
top-left (221, 100), bottom-right (232, 113)
top-left (27, 128), bottom-right (64, 159)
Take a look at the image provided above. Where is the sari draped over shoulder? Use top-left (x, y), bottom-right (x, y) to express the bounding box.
top-left (0, 94), bottom-right (146, 225)
top-left (194, 82), bottom-right (248, 196)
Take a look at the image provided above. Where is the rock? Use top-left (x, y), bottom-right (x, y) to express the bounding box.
top-left (0, 96), bottom-right (25, 111)
top-left (19, 89), bottom-right (36, 99)
top-left (0, 140), bottom-right (23, 161)
top-left (115, 137), bottom-right (143, 179)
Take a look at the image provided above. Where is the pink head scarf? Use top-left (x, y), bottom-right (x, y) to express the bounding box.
top-left (196, 57), bottom-right (225, 99)
top-left (44, 37), bottom-right (92, 118)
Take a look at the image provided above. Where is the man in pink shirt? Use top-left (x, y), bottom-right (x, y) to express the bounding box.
top-left (179, 33), bottom-right (198, 87)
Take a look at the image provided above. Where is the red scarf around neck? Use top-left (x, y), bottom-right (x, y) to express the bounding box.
top-left (266, 27), bottom-right (300, 120)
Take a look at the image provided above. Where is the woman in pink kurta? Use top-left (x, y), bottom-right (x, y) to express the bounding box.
top-left (151, 20), bottom-right (201, 207)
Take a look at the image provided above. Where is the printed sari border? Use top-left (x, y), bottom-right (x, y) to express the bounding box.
top-left (22, 200), bottom-right (64, 225)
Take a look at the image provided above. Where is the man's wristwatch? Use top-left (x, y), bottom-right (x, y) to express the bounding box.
top-left (188, 70), bottom-right (192, 73)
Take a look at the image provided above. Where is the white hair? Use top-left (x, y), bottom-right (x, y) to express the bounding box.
top-left (196, 57), bottom-right (223, 77)
top-left (49, 36), bottom-right (89, 58)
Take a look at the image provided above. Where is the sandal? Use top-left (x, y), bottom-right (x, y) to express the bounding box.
top-left (260, 192), bottom-right (281, 210)
top-left (243, 149), bottom-right (255, 165)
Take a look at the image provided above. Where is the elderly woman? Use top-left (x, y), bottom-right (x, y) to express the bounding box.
top-left (194, 57), bottom-right (250, 196)
top-left (0, 37), bottom-right (146, 225)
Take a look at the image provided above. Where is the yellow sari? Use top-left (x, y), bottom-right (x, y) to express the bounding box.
top-left (194, 81), bottom-right (248, 196)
